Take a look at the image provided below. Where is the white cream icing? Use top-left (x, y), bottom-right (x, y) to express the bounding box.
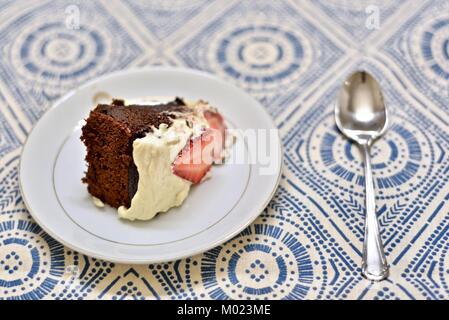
top-left (92, 196), bottom-right (105, 208)
top-left (117, 100), bottom-right (211, 221)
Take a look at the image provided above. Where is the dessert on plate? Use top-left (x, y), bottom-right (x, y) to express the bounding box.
top-left (80, 97), bottom-right (231, 221)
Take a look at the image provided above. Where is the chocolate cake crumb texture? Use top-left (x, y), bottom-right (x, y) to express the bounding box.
top-left (81, 98), bottom-right (186, 208)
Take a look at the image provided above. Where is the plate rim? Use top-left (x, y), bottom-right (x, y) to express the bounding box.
top-left (19, 66), bottom-right (283, 264)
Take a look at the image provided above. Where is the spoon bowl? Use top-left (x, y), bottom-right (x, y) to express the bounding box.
top-left (335, 71), bottom-right (388, 145)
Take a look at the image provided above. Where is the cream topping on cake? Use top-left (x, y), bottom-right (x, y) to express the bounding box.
top-left (92, 196), bottom-right (105, 208)
top-left (117, 100), bottom-right (211, 221)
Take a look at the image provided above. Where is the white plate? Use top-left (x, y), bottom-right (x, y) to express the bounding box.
top-left (19, 67), bottom-right (282, 264)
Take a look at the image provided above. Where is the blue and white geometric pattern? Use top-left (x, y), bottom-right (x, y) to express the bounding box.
top-left (121, 0), bottom-right (211, 40)
top-left (176, 0), bottom-right (344, 117)
top-left (0, 0), bottom-right (142, 122)
top-left (381, 0), bottom-right (449, 116)
top-left (308, 0), bottom-right (407, 43)
top-left (1, 0), bottom-right (448, 300)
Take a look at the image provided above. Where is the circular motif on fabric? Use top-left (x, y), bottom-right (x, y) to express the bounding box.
top-left (306, 114), bottom-right (433, 198)
top-left (211, 24), bottom-right (312, 91)
top-left (0, 220), bottom-right (65, 299)
top-left (411, 12), bottom-right (449, 94)
top-left (11, 21), bottom-right (109, 86)
top-left (199, 224), bottom-right (313, 299)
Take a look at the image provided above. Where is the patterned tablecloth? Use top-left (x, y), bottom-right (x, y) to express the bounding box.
top-left (1, 0), bottom-right (449, 300)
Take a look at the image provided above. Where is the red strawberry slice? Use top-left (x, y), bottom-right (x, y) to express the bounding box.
top-left (172, 111), bottom-right (227, 184)
top-left (172, 130), bottom-right (215, 184)
top-left (203, 110), bottom-right (226, 160)
top-left (204, 110), bottom-right (226, 140)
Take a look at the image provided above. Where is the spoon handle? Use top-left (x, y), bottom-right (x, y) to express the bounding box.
top-left (361, 144), bottom-right (389, 281)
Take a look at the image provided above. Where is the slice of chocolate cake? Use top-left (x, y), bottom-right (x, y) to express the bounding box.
top-left (81, 97), bottom-right (230, 221)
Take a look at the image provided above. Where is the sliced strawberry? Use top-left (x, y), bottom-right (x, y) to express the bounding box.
top-left (173, 111), bottom-right (227, 184)
top-left (172, 131), bottom-right (215, 184)
top-left (172, 162), bottom-right (211, 184)
top-left (203, 110), bottom-right (226, 160)
top-left (204, 110), bottom-right (226, 139)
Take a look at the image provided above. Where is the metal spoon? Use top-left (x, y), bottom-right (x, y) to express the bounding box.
top-left (335, 71), bottom-right (389, 281)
